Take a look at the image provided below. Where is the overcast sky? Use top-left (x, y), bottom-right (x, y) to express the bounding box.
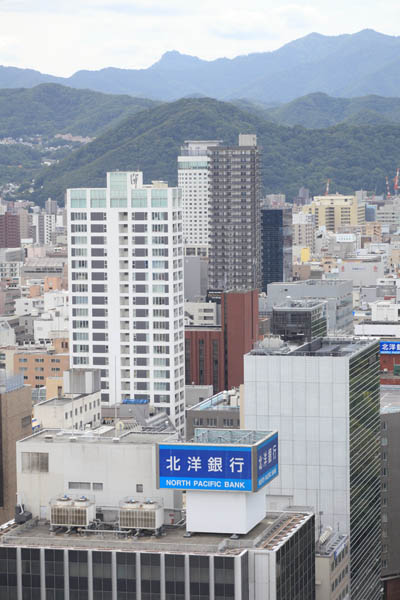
top-left (1, 0), bottom-right (400, 76)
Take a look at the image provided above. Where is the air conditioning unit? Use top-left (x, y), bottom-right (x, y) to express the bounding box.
top-left (50, 495), bottom-right (96, 528)
top-left (119, 498), bottom-right (163, 530)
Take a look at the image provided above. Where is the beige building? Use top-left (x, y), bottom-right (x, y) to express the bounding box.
top-left (12, 338), bottom-right (69, 389)
top-left (303, 194), bottom-right (365, 231)
top-left (316, 531), bottom-right (350, 600)
top-left (0, 373), bottom-right (32, 523)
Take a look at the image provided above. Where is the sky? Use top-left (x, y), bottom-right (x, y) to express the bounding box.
top-left (1, 0), bottom-right (400, 76)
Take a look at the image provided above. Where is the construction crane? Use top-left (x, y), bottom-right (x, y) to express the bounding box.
top-left (394, 168), bottom-right (400, 195)
top-left (325, 179), bottom-right (331, 195)
top-left (386, 176), bottom-right (391, 199)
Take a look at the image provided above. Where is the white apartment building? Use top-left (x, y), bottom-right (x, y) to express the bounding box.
top-left (67, 171), bottom-right (185, 434)
top-left (178, 140), bottom-right (220, 257)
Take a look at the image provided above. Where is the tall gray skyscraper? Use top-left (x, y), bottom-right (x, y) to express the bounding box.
top-left (208, 134), bottom-right (261, 290)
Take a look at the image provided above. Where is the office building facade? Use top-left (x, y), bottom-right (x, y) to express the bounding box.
top-left (302, 194), bottom-right (365, 231)
top-left (270, 299), bottom-right (328, 343)
top-left (244, 337), bottom-right (382, 600)
top-left (261, 206), bottom-right (292, 291)
top-left (266, 279), bottom-right (353, 333)
top-left (208, 134), bottom-right (261, 290)
top-left (67, 171), bottom-right (185, 433)
top-left (178, 140), bottom-right (220, 257)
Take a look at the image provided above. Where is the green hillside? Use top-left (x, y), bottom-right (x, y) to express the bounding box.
top-left (28, 97), bottom-right (400, 204)
top-left (0, 83), bottom-right (159, 137)
top-left (254, 93), bottom-right (400, 128)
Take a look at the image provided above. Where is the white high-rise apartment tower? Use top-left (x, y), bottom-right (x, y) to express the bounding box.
top-left (67, 171), bottom-right (185, 434)
top-left (178, 140), bottom-right (221, 257)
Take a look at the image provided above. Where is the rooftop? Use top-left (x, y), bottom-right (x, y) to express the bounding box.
top-left (273, 299), bottom-right (326, 312)
top-left (189, 390), bottom-right (240, 412)
top-left (316, 532), bottom-right (348, 557)
top-left (0, 511), bottom-right (312, 555)
top-left (250, 337), bottom-right (378, 358)
top-left (192, 428), bottom-right (273, 447)
top-left (380, 386), bottom-right (400, 414)
top-left (18, 428), bottom-right (178, 446)
top-left (35, 393), bottom-right (96, 408)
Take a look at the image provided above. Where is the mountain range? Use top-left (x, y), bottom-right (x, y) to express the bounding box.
top-left (2, 29), bottom-right (400, 102)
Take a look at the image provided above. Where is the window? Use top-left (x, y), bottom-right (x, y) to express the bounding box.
top-left (22, 452), bottom-right (49, 473)
top-left (136, 484), bottom-right (143, 493)
top-left (93, 482), bottom-right (103, 491)
top-left (68, 482), bottom-right (91, 490)
top-left (21, 415), bottom-right (31, 428)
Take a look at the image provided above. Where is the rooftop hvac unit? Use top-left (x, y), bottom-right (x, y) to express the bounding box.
top-left (50, 495), bottom-right (96, 528)
top-left (119, 498), bottom-right (163, 530)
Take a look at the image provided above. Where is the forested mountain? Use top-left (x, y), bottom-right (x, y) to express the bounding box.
top-left (248, 93), bottom-right (400, 128)
top-left (28, 97), bottom-right (400, 204)
top-left (2, 30), bottom-right (400, 102)
top-left (0, 84), bottom-right (158, 137)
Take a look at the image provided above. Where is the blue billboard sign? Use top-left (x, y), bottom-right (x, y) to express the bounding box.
top-left (122, 398), bottom-right (149, 405)
top-left (157, 431), bottom-right (279, 492)
top-left (256, 433), bottom-right (278, 490)
top-left (158, 445), bottom-right (252, 490)
top-left (380, 341), bottom-right (400, 354)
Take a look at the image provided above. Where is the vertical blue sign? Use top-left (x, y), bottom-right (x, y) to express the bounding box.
top-left (256, 433), bottom-right (278, 489)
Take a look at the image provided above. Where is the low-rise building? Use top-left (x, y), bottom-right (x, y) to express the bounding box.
top-left (13, 339), bottom-right (69, 389)
top-left (0, 372), bottom-right (32, 523)
top-left (316, 530), bottom-right (350, 600)
top-left (186, 389), bottom-right (241, 440)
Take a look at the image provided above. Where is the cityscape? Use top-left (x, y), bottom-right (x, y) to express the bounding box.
top-left (1, 4), bottom-right (400, 600)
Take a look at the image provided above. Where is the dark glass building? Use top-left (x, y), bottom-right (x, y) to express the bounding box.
top-left (271, 300), bottom-right (328, 343)
top-left (0, 512), bottom-right (315, 600)
top-left (261, 207), bottom-right (292, 292)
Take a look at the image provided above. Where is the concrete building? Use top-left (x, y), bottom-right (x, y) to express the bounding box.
top-left (186, 388), bottom-right (241, 440)
top-left (0, 372), bottom-right (32, 523)
top-left (261, 206), bottom-right (293, 292)
top-left (208, 134), bottom-right (261, 290)
top-left (302, 194), bottom-right (365, 231)
top-left (184, 384), bottom-right (214, 408)
top-left (33, 369), bottom-right (102, 430)
top-left (0, 212), bottom-right (20, 248)
top-left (178, 140), bottom-right (221, 257)
top-left (67, 171), bottom-right (185, 435)
top-left (266, 279), bottom-right (353, 333)
top-left (293, 212), bottom-right (316, 255)
top-left (316, 531), bottom-right (350, 600)
top-left (376, 203), bottom-right (400, 227)
top-left (243, 337), bottom-right (381, 599)
top-left (336, 255), bottom-right (385, 287)
top-left (0, 281), bottom-right (21, 316)
top-left (183, 255), bottom-right (208, 301)
top-left (185, 301), bottom-right (218, 326)
top-left (20, 257), bottom-right (67, 284)
top-left (13, 339), bottom-right (69, 389)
